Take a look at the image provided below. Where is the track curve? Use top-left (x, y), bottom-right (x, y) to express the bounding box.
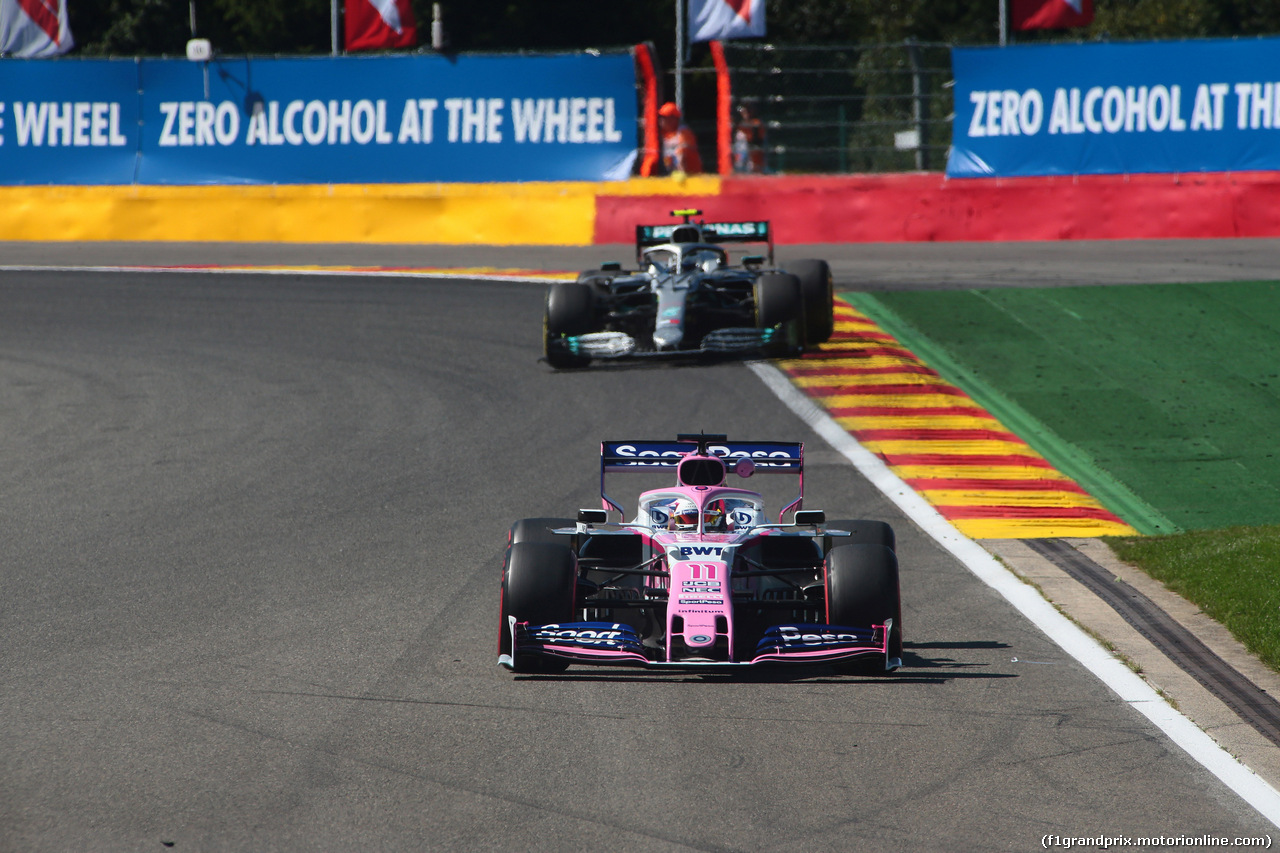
top-left (0, 266), bottom-right (1273, 851)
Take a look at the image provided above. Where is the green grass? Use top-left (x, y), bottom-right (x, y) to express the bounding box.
top-left (848, 282), bottom-right (1280, 532)
top-left (1106, 526), bottom-right (1280, 673)
top-left (840, 284), bottom-right (1280, 673)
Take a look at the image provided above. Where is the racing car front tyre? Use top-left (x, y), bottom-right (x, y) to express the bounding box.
top-left (499, 542), bottom-right (578, 673)
top-left (754, 272), bottom-right (805, 355)
top-left (825, 519), bottom-right (896, 553)
top-left (544, 282), bottom-right (597, 369)
top-left (825, 544), bottom-right (902, 674)
top-left (788, 259), bottom-right (835, 345)
top-left (547, 282), bottom-right (597, 335)
top-left (508, 518), bottom-right (575, 548)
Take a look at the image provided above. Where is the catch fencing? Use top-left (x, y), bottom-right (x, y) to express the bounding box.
top-left (703, 42), bottom-right (955, 175)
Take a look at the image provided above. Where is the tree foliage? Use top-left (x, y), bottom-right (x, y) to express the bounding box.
top-left (66, 0), bottom-right (1280, 58)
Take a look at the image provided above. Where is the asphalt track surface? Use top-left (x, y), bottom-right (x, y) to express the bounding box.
top-left (6, 235), bottom-right (1280, 288)
top-left (3, 240), bottom-right (1279, 851)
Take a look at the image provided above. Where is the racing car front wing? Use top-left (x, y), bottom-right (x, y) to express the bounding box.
top-left (551, 327), bottom-right (778, 361)
top-left (499, 617), bottom-right (898, 672)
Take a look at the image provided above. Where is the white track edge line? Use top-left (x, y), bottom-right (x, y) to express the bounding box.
top-left (747, 359), bottom-right (1280, 828)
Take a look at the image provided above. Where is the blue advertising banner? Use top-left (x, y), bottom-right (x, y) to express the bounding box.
top-left (0, 52), bottom-right (638, 185)
top-left (947, 37), bottom-right (1280, 178)
top-left (0, 59), bottom-right (140, 184)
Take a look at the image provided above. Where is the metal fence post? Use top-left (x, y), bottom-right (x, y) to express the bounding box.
top-left (675, 0), bottom-right (685, 114)
top-left (837, 104), bottom-right (848, 173)
top-left (907, 39), bottom-right (926, 171)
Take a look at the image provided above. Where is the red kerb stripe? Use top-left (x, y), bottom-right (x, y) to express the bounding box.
top-left (877, 453), bottom-right (1055, 468)
top-left (934, 505), bottom-right (1126, 521)
top-left (905, 478), bottom-right (1089, 494)
top-left (853, 427), bottom-right (1023, 443)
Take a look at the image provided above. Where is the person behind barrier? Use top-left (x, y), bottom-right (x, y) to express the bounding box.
top-left (732, 102), bottom-right (766, 174)
top-left (658, 102), bottom-right (702, 175)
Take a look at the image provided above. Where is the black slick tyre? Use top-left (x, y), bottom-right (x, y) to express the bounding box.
top-left (788, 259), bottom-right (834, 345)
top-left (824, 543), bottom-right (902, 674)
top-left (499, 542), bottom-right (578, 673)
top-left (508, 517), bottom-right (575, 548)
top-left (576, 269), bottom-right (621, 287)
top-left (544, 282), bottom-right (596, 369)
top-left (825, 519), bottom-right (896, 553)
top-left (754, 272), bottom-right (804, 354)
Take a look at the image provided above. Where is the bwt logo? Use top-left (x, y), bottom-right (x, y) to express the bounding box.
top-left (679, 545), bottom-right (723, 557)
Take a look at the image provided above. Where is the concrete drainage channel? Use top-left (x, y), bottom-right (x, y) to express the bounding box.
top-left (1024, 539), bottom-right (1280, 747)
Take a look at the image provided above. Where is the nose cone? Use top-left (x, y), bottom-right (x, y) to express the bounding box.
top-left (653, 325), bottom-right (683, 350)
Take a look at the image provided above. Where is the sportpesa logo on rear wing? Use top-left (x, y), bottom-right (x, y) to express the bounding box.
top-left (636, 221), bottom-right (771, 247)
top-left (602, 440), bottom-right (802, 471)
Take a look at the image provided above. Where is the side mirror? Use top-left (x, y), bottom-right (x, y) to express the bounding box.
top-left (577, 509), bottom-right (607, 524)
top-left (742, 255), bottom-right (766, 267)
top-left (600, 262), bottom-right (622, 272)
top-left (734, 457), bottom-right (755, 479)
top-left (793, 510), bottom-right (825, 526)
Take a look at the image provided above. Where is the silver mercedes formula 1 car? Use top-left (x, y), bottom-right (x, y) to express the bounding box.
top-left (543, 210), bottom-right (835, 369)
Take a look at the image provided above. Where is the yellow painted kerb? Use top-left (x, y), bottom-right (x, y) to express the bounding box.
top-left (0, 176), bottom-right (722, 246)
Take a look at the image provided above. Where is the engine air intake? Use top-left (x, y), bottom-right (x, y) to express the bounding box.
top-left (678, 457), bottom-right (726, 486)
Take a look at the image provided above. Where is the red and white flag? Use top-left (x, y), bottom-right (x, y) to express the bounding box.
top-left (1011, 0), bottom-right (1093, 30)
top-left (689, 0), bottom-right (765, 43)
top-left (0, 0), bottom-right (73, 57)
top-left (345, 0), bottom-right (416, 52)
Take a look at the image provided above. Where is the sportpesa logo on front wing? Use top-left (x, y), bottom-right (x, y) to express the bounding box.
top-left (776, 626), bottom-right (861, 646)
top-left (528, 623), bottom-right (641, 647)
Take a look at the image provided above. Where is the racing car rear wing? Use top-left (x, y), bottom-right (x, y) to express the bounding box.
top-left (599, 436), bottom-right (804, 521)
top-left (635, 212), bottom-right (774, 264)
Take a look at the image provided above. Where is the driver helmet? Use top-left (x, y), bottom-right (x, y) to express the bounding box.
top-left (683, 249), bottom-right (720, 273)
top-left (669, 499), bottom-right (727, 532)
top-left (703, 500), bottom-right (727, 532)
top-left (669, 499), bottom-right (700, 531)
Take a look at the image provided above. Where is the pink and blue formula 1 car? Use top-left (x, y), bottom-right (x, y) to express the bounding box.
top-left (498, 434), bottom-right (902, 674)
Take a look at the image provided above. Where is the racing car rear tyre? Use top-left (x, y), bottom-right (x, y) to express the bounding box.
top-left (576, 269), bottom-right (622, 288)
top-left (580, 533), bottom-right (644, 568)
top-left (754, 272), bottom-right (805, 354)
top-left (544, 282), bottom-right (597, 369)
top-left (788, 259), bottom-right (835, 345)
top-left (825, 519), bottom-right (896, 553)
top-left (741, 535), bottom-right (824, 570)
top-left (825, 544), bottom-right (902, 674)
top-left (500, 542), bottom-right (578, 673)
